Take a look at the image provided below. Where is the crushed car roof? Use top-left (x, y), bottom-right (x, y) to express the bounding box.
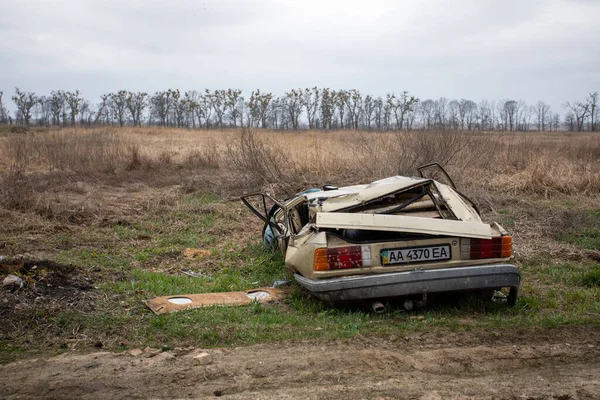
top-left (304, 176), bottom-right (429, 210)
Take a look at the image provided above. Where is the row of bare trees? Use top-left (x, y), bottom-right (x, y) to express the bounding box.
top-left (2, 87), bottom-right (599, 132)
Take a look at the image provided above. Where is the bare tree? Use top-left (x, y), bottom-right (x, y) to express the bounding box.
top-left (334, 90), bottom-right (348, 129)
top-left (564, 100), bottom-right (590, 132)
top-left (477, 100), bottom-right (492, 131)
top-left (518, 102), bottom-right (532, 131)
top-left (206, 89), bottom-right (226, 129)
top-left (169, 90), bottom-right (186, 127)
top-left (12, 88), bottom-right (38, 125)
top-left (503, 100), bottom-right (518, 131)
top-left (281, 89), bottom-right (303, 130)
top-left (564, 112), bottom-right (575, 131)
top-left (150, 90), bottom-right (176, 127)
top-left (35, 96), bottom-right (52, 126)
top-left (224, 89), bottom-right (242, 127)
top-left (4, 85), bottom-right (591, 132)
top-left (588, 92), bottom-right (598, 131)
top-left (267, 97), bottom-right (284, 129)
top-left (419, 99), bottom-right (434, 129)
top-left (65, 90), bottom-right (83, 126)
top-left (49, 90), bottom-right (66, 125)
top-left (95, 94), bottom-right (111, 125)
top-left (534, 101), bottom-right (551, 131)
top-left (362, 95), bottom-right (374, 130)
top-left (457, 99), bottom-right (477, 130)
top-left (126, 92), bottom-right (148, 126)
top-left (79, 100), bottom-right (93, 125)
top-left (320, 88), bottom-right (335, 130)
top-left (373, 96), bottom-right (383, 130)
top-left (0, 91), bottom-right (8, 124)
top-left (248, 89), bottom-right (272, 129)
top-left (551, 113), bottom-right (561, 132)
top-left (448, 100), bottom-right (460, 130)
top-left (433, 97), bottom-right (448, 129)
top-left (300, 87), bottom-right (319, 129)
top-left (109, 90), bottom-right (129, 126)
top-left (344, 89), bottom-right (362, 129)
top-left (197, 93), bottom-right (212, 128)
top-left (382, 96), bottom-right (392, 130)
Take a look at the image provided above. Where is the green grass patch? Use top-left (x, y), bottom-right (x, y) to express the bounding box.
top-left (562, 227), bottom-right (600, 251)
top-left (106, 244), bottom-right (286, 296)
top-left (181, 193), bottom-right (221, 205)
top-left (588, 209), bottom-right (600, 218)
top-left (5, 194), bottom-right (600, 363)
top-left (574, 265), bottom-right (600, 288)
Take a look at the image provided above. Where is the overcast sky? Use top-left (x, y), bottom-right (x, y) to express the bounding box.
top-left (1, 0), bottom-right (599, 113)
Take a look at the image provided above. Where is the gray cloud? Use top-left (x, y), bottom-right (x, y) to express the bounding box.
top-left (1, 0), bottom-right (598, 113)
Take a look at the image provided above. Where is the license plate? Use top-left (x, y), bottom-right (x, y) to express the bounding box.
top-left (381, 245), bottom-right (451, 265)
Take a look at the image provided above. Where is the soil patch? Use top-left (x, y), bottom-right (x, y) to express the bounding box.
top-left (0, 259), bottom-right (97, 320)
top-left (1, 326), bottom-right (598, 399)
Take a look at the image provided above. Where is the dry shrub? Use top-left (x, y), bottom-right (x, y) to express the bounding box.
top-left (1, 126), bottom-right (599, 225)
top-left (490, 156), bottom-right (600, 196)
top-left (125, 144), bottom-right (145, 171)
top-left (345, 132), bottom-right (414, 179)
top-left (186, 138), bottom-right (220, 169)
top-left (2, 129), bottom-right (130, 175)
top-left (225, 128), bottom-right (295, 185)
top-left (1, 172), bottom-right (37, 212)
top-left (0, 172), bottom-right (99, 223)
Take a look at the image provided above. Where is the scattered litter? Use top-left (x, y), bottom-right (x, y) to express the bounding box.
top-left (183, 248), bottom-right (211, 259)
top-left (145, 288), bottom-right (288, 315)
top-left (167, 297), bottom-right (193, 305)
top-left (3, 275), bottom-right (23, 289)
top-left (181, 270), bottom-right (209, 279)
top-left (271, 279), bottom-right (291, 288)
top-left (246, 291), bottom-right (271, 301)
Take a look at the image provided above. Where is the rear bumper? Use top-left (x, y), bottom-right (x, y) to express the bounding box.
top-left (294, 264), bottom-right (520, 302)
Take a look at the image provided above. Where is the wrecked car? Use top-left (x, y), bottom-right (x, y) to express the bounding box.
top-left (242, 163), bottom-right (519, 310)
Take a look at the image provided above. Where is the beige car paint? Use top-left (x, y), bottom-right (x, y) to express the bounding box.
top-left (243, 171), bottom-right (511, 281)
top-left (315, 212), bottom-right (493, 239)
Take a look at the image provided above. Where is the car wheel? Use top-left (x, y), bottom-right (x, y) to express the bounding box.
top-left (507, 287), bottom-right (518, 307)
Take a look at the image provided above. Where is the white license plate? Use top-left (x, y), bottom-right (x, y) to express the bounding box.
top-left (381, 245), bottom-right (451, 265)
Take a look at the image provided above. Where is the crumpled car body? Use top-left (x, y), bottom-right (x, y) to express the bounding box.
top-left (242, 164), bottom-right (519, 306)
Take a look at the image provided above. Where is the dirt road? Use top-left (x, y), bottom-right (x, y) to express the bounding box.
top-left (1, 326), bottom-right (599, 399)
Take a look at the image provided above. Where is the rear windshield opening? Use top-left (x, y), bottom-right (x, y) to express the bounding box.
top-left (342, 183), bottom-right (455, 220)
top-left (327, 229), bottom-right (436, 243)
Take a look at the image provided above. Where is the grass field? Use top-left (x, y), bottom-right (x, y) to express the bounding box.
top-left (1, 126), bottom-right (599, 363)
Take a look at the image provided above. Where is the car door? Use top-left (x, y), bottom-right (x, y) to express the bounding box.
top-left (240, 192), bottom-right (291, 254)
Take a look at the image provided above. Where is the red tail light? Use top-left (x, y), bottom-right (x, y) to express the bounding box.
top-left (314, 246), bottom-right (372, 271)
top-left (468, 236), bottom-right (512, 259)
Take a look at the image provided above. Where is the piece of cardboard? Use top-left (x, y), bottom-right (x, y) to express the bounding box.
top-left (144, 288), bottom-right (288, 315)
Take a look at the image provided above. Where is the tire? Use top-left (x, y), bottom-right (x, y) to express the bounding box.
top-left (507, 287), bottom-right (518, 307)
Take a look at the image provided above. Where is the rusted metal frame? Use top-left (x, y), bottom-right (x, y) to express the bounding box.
top-left (380, 190), bottom-right (430, 215)
top-left (334, 180), bottom-right (434, 213)
top-left (426, 187), bottom-right (451, 220)
top-left (417, 163), bottom-right (457, 190)
top-left (241, 192), bottom-right (290, 236)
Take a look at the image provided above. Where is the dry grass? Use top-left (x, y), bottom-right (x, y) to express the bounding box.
top-left (0, 126), bottom-right (599, 224)
top-left (1, 126), bottom-right (600, 361)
